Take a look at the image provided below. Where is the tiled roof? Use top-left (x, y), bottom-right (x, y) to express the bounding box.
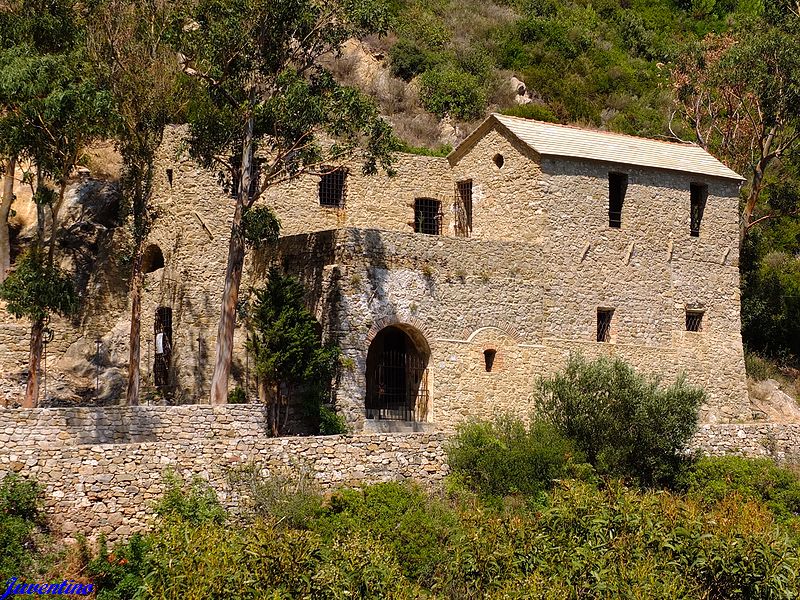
top-left (451, 114), bottom-right (743, 180)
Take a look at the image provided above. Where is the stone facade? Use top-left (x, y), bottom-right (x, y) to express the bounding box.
top-left (137, 118), bottom-right (749, 428)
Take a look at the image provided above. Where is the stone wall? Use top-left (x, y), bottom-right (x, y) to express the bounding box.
top-left (0, 405), bottom-right (447, 543)
top-left (690, 423), bottom-right (800, 461)
top-left (273, 227), bottom-right (749, 429)
top-left (3, 404), bottom-right (800, 545)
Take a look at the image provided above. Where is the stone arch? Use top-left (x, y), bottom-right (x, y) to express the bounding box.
top-left (464, 325), bottom-right (523, 344)
top-left (142, 244), bottom-right (165, 273)
top-left (365, 323), bottom-right (430, 422)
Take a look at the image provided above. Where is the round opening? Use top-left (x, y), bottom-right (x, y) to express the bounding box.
top-left (142, 244), bottom-right (165, 274)
top-left (493, 153), bottom-right (505, 169)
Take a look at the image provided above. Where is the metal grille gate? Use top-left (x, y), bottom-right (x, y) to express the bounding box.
top-left (366, 350), bottom-right (428, 421)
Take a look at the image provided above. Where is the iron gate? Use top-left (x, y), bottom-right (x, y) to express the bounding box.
top-left (366, 350), bottom-right (428, 421)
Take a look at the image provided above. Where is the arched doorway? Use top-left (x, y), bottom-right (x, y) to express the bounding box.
top-left (366, 325), bottom-right (430, 421)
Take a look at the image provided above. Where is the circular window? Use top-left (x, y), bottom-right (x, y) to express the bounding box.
top-left (493, 153), bottom-right (505, 169)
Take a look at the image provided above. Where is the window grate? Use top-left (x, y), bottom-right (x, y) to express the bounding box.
top-left (608, 172), bottom-right (628, 228)
top-left (686, 310), bottom-right (704, 332)
top-left (154, 307), bottom-right (173, 389)
top-left (414, 197), bottom-right (442, 235)
top-left (319, 167), bottom-right (347, 207)
top-left (690, 183), bottom-right (707, 237)
top-left (597, 308), bottom-right (614, 342)
top-left (455, 180), bottom-right (473, 237)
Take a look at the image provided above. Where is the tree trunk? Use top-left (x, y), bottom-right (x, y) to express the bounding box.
top-left (126, 175), bottom-right (147, 406)
top-left (209, 113), bottom-right (255, 405)
top-left (23, 316), bottom-right (44, 408)
top-left (47, 181), bottom-right (67, 267)
top-left (0, 157), bottom-right (15, 283)
top-left (126, 258), bottom-right (143, 405)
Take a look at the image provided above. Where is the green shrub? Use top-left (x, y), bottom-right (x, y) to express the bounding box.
top-left (154, 472), bottom-right (226, 525)
top-left (315, 482), bottom-right (461, 583)
top-left (87, 533), bottom-right (151, 600)
top-left (419, 66), bottom-right (487, 120)
top-left (0, 475), bottom-right (42, 579)
top-left (679, 456), bottom-right (800, 521)
top-left (319, 406), bottom-right (348, 435)
top-left (228, 464), bottom-right (325, 529)
top-left (227, 386), bottom-right (247, 404)
top-left (447, 416), bottom-right (585, 497)
top-left (745, 350), bottom-right (783, 381)
top-left (389, 39), bottom-right (438, 81)
top-left (534, 354), bottom-right (704, 486)
top-left (0, 473), bottom-right (41, 523)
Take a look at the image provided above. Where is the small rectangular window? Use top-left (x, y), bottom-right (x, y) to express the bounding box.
top-left (686, 309), bottom-right (704, 332)
top-left (597, 308), bottom-right (614, 342)
top-left (690, 183), bottom-right (707, 237)
top-left (455, 180), bottom-right (473, 237)
top-left (414, 198), bottom-right (442, 235)
top-left (608, 172), bottom-right (627, 228)
top-left (319, 167), bottom-right (347, 207)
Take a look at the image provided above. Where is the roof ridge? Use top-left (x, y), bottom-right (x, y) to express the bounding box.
top-left (491, 113), bottom-right (700, 149)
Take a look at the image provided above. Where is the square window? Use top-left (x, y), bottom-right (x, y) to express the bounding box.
top-left (414, 198), bottom-right (442, 235)
top-left (319, 167), bottom-right (347, 207)
top-left (686, 310), bottom-right (704, 332)
top-left (597, 308), bottom-right (614, 342)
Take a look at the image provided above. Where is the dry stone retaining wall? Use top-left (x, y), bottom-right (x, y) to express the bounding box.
top-left (2, 405), bottom-right (800, 544)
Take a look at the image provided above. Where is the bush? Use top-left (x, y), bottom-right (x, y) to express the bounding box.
top-left (499, 103), bottom-right (559, 122)
top-left (419, 66), bottom-right (487, 120)
top-left (534, 354), bottom-right (704, 486)
top-left (447, 416), bottom-right (585, 497)
top-left (0, 475), bottom-right (42, 579)
top-left (319, 406), bottom-right (348, 435)
top-left (227, 386), bottom-right (247, 404)
top-left (315, 482), bottom-right (461, 583)
top-left (227, 464), bottom-right (325, 529)
top-left (87, 533), bottom-right (151, 600)
top-left (154, 472), bottom-right (226, 525)
top-left (389, 39), bottom-right (439, 81)
top-left (679, 456), bottom-right (800, 522)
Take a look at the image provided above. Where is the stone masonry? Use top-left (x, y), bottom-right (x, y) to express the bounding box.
top-left (135, 115), bottom-right (750, 428)
top-left (2, 405), bottom-right (799, 544)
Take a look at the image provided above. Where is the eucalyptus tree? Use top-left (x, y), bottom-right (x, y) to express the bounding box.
top-left (86, 0), bottom-right (185, 405)
top-left (172, 0), bottom-right (398, 404)
top-left (671, 2), bottom-right (800, 238)
top-left (0, 0), bottom-right (111, 407)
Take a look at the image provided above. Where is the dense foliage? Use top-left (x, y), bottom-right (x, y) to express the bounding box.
top-left (246, 268), bottom-right (341, 435)
top-left (86, 466), bottom-right (800, 599)
top-left (447, 417), bottom-right (585, 496)
top-left (534, 354), bottom-right (704, 486)
top-left (0, 474), bottom-right (42, 580)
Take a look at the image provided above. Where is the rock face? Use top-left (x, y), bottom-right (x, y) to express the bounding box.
top-left (749, 379), bottom-right (800, 423)
top-left (1, 176), bottom-right (130, 407)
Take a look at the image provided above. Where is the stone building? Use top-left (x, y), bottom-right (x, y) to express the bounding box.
top-left (137, 113), bottom-right (749, 430)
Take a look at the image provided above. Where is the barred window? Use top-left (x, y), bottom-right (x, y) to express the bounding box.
top-left (608, 172), bottom-right (627, 228)
top-left (597, 308), bottom-right (614, 342)
top-left (686, 309), bottom-right (704, 332)
top-left (455, 180), bottom-right (473, 237)
top-left (319, 167), bottom-right (347, 207)
top-left (690, 183), bottom-right (707, 237)
top-left (414, 198), bottom-right (442, 235)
